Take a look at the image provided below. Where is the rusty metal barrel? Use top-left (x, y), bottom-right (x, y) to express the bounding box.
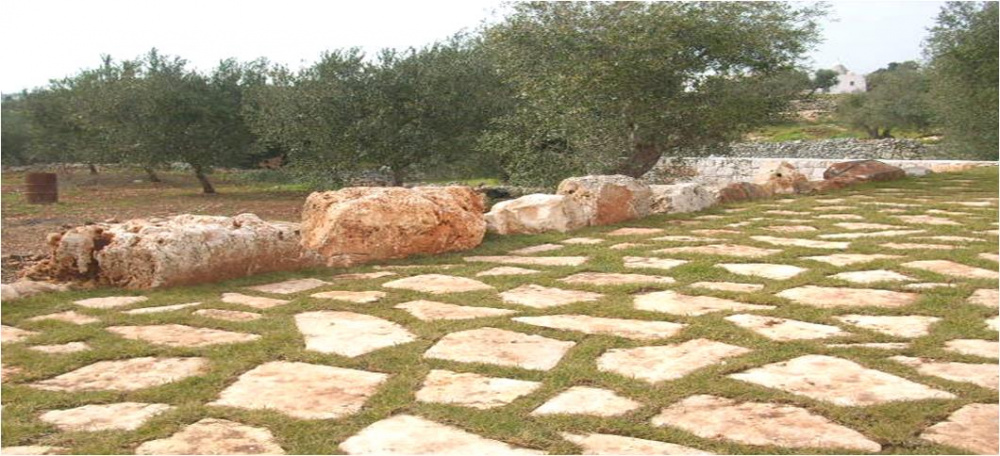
top-left (24, 172), bottom-right (58, 204)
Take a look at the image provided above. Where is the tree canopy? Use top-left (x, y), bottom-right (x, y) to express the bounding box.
top-left (835, 61), bottom-right (931, 139)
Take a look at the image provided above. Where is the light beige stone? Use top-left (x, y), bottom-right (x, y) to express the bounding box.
top-left (730, 355), bottom-right (955, 406)
top-left (123, 303), bottom-right (201, 315)
top-left (819, 229), bottom-right (925, 239)
top-left (383, 274), bottom-right (494, 294)
top-left (395, 300), bottom-right (515, 321)
top-left (28, 342), bottom-right (91, 354)
top-left (26, 311), bottom-right (100, 325)
top-left (558, 272), bottom-right (675, 286)
top-left (978, 253), bottom-right (999, 262)
top-left (902, 260), bottom-right (999, 280)
top-left (510, 243), bottom-right (564, 255)
top-left (654, 244), bottom-right (781, 258)
top-left (635, 290), bottom-right (774, 316)
top-left (765, 210), bottom-right (809, 216)
top-left (882, 242), bottom-right (955, 250)
top-left (339, 414), bottom-right (543, 455)
top-left (750, 236), bottom-right (849, 249)
top-left (475, 266), bottom-right (539, 276)
top-left (802, 253), bottom-right (902, 266)
top-left (311, 290), bottom-right (387, 303)
top-left (606, 227), bottom-right (663, 236)
top-left (210, 361), bottom-right (387, 419)
top-left (651, 395), bottom-right (881, 452)
top-left (424, 327), bottom-right (575, 371)
top-left (31, 357), bottom-right (207, 392)
top-left (74, 296), bottom-right (148, 309)
top-left (247, 278), bottom-right (329, 294)
top-left (40, 402), bottom-right (174, 431)
top-left (2, 364), bottom-right (23, 382)
top-left (776, 286), bottom-right (919, 308)
top-left (332, 271), bottom-right (397, 280)
top-left (917, 235), bottom-right (984, 243)
top-left (764, 225), bottom-right (818, 233)
top-left (827, 342), bottom-right (910, 350)
top-left (598, 339), bottom-right (750, 383)
top-left (0, 446), bottom-right (66, 455)
top-left (903, 282), bottom-right (957, 290)
top-left (833, 222), bottom-right (904, 230)
top-left (891, 356), bottom-right (998, 390)
top-left (834, 315), bottom-right (940, 338)
top-left (688, 282), bottom-right (764, 293)
top-left (107, 324), bottom-right (260, 347)
top-left (725, 315), bottom-right (847, 341)
top-left (1, 325), bottom-right (38, 343)
top-left (464, 255), bottom-right (588, 266)
top-left (895, 215), bottom-right (960, 226)
top-left (921, 404), bottom-right (999, 455)
top-left (513, 315), bottom-right (684, 340)
top-left (986, 316), bottom-right (999, 331)
top-left (609, 242), bottom-right (646, 250)
top-left (557, 175), bottom-right (653, 226)
top-left (830, 269), bottom-right (915, 284)
top-left (532, 386), bottom-right (641, 417)
top-left (194, 309), bottom-right (262, 322)
top-left (221, 293), bottom-right (289, 309)
top-left (135, 418), bottom-right (284, 455)
top-left (294, 311), bottom-right (416, 357)
top-left (561, 237), bottom-right (605, 244)
top-left (500, 284), bottom-right (603, 308)
top-left (623, 256), bottom-right (688, 271)
top-left (651, 235), bottom-right (720, 242)
top-left (816, 213), bottom-right (865, 220)
top-left (415, 369), bottom-right (540, 409)
top-left (691, 229), bottom-right (741, 236)
top-left (718, 263), bottom-right (806, 280)
top-left (968, 289), bottom-right (999, 308)
top-left (560, 432), bottom-right (711, 455)
top-left (485, 193), bottom-right (588, 235)
top-left (944, 339), bottom-right (998, 358)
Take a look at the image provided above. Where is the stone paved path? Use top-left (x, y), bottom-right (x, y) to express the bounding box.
top-left (2, 170), bottom-right (998, 454)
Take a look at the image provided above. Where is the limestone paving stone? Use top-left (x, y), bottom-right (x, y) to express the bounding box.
top-left (382, 274), bottom-right (494, 294)
top-left (560, 432), bottom-right (711, 455)
top-left (510, 243), bottom-right (564, 255)
top-left (39, 402), bottom-right (175, 431)
top-left (925, 209), bottom-right (972, 216)
top-left (500, 284), bottom-right (603, 308)
top-left (763, 225), bottom-right (817, 233)
top-left (750, 236), bottom-right (849, 250)
top-left (819, 229), bottom-right (925, 239)
top-left (920, 404), bottom-right (999, 455)
top-left (902, 260), bottom-right (999, 280)
top-left (247, 278), bottom-right (329, 294)
top-left (607, 227), bottom-right (664, 236)
top-left (598, 339), bottom-right (750, 383)
top-left (107, 324), bottom-right (261, 347)
top-left (339, 414), bottom-right (543, 455)
top-left (622, 256), bottom-right (688, 271)
top-left (802, 253), bottom-right (902, 267)
top-left (895, 215), bottom-right (961, 226)
top-left (531, 386), bottom-right (641, 417)
top-left (833, 315), bottom-right (940, 338)
top-left (558, 272), bottom-right (675, 286)
top-left (717, 263), bottom-right (807, 280)
top-left (882, 242), bottom-right (955, 250)
top-left (415, 369), bottom-right (540, 409)
top-left (816, 213), bottom-right (865, 220)
top-left (31, 357), bottom-right (208, 392)
top-left (827, 342), bottom-right (910, 350)
top-left (654, 244), bottom-right (781, 258)
top-left (829, 269), bottom-right (915, 284)
top-left (985, 316), bottom-right (999, 331)
top-left (310, 290), bottom-right (387, 303)
top-left (513, 315), bottom-right (684, 340)
top-left (332, 271), bottom-right (397, 280)
top-left (944, 339), bottom-right (998, 358)
top-left (123, 303), bottom-right (201, 315)
top-left (978, 252), bottom-right (999, 262)
top-left (918, 235), bottom-right (984, 243)
top-left (688, 282), bottom-right (764, 293)
top-left (967, 289), bottom-right (999, 308)
top-left (221, 293), bottom-right (289, 309)
top-left (765, 210), bottom-right (810, 216)
top-left (464, 255), bottom-right (588, 266)
top-left (562, 237), bottom-right (605, 244)
top-left (635, 290), bottom-right (775, 316)
top-left (691, 229), bottom-right (741, 236)
top-left (651, 395), bottom-right (881, 452)
top-left (776, 286), bottom-right (919, 308)
top-left (2, 364), bottom-right (23, 382)
top-left (73, 296), bottom-right (148, 309)
top-left (395, 300), bottom-right (515, 321)
top-left (0, 446), bottom-right (67, 455)
top-left (210, 361), bottom-right (387, 419)
top-left (295, 311), bottom-right (416, 357)
top-left (424, 327), bottom-right (575, 371)
top-left (1, 325), bottom-right (38, 343)
top-left (193, 309), bottom-right (262, 322)
top-left (651, 235), bottom-right (721, 242)
top-left (724, 315), bottom-right (847, 341)
top-left (135, 418), bottom-right (284, 455)
top-left (730, 355), bottom-right (955, 405)
top-left (475, 266), bottom-right (540, 276)
top-left (609, 242), bottom-right (646, 250)
top-left (891, 356), bottom-right (998, 390)
top-left (25, 311), bottom-right (100, 325)
top-left (833, 222), bottom-right (904, 230)
top-left (28, 342), bottom-right (91, 354)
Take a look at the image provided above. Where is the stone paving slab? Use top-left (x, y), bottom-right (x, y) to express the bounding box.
top-left (310, 290), bottom-right (387, 303)
top-left (295, 311), bottom-right (416, 357)
top-left (28, 342), bottom-right (91, 354)
top-left (819, 230), bottom-right (925, 240)
top-left (967, 289), bottom-right (999, 308)
top-left (607, 228), bottom-right (664, 236)
top-left (25, 311), bottom-right (100, 325)
top-left (0, 446), bottom-right (67, 455)
top-left (597, 339), bottom-right (750, 383)
top-left (31, 357), bottom-right (208, 392)
top-left (39, 402), bottom-right (174, 432)
top-left (513, 315), bottom-right (684, 340)
top-left (382, 274), bottom-right (494, 294)
top-left (776, 286), bottom-right (919, 308)
top-left (1, 325), bottom-right (38, 343)
top-left (332, 271), bottom-right (397, 280)
top-left (531, 386), bottom-right (641, 417)
top-left (920, 404), bottom-right (999, 455)
top-left (558, 272), bottom-right (675, 286)
top-left (902, 260), bottom-right (999, 280)
top-left (395, 300), bottom-right (516, 321)
top-left (510, 244), bottom-right (565, 255)
top-left (415, 369), bottom-right (540, 409)
top-left (882, 242), bottom-right (955, 250)
top-left (339, 414), bottom-right (544, 455)
top-left (622, 256), bottom-right (688, 271)
top-left (943, 339), bottom-right (998, 358)
top-left (635, 290), bottom-right (775, 316)
top-left (724, 315), bottom-right (847, 341)
top-left (424, 327), bottom-right (575, 371)
top-left (220, 293), bottom-right (289, 309)
top-left (464, 255), bottom-right (588, 266)
top-left (833, 315), bottom-right (940, 338)
top-left (107, 324), bottom-right (260, 347)
top-left (122, 302), bottom-right (202, 315)
top-left (560, 432), bottom-right (711, 455)
top-left (717, 263), bottom-right (806, 280)
top-left (73, 296), bottom-right (148, 309)
top-left (193, 309), bottom-right (262, 322)
top-left (890, 356), bottom-right (998, 390)
top-left (500, 284), bottom-right (603, 308)
top-left (654, 244), bottom-right (781, 258)
top-left (750, 236), bottom-right (849, 250)
top-left (829, 269), bottom-right (915, 284)
top-left (475, 266), bottom-right (540, 276)
top-left (246, 278), bottom-right (329, 294)
top-left (688, 282), bottom-right (764, 293)
top-left (135, 418), bottom-right (285, 455)
top-left (827, 342), bottom-right (910, 350)
top-left (562, 237), bottom-right (605, 244)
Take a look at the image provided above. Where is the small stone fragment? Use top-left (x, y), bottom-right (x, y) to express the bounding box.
top-left (802, 254), bottom-right (902, 266)
top-left (750, 236), bottom-right (848, 250)
top-left (891, 356), bottom-right (998, 390)
top-left (558, 272), bottom-right (675, 286)
top-left (562, 237), bottom-right (606, 244)
top-left (532, 386), bottom-right (641, 417)
top-left (607, 228), bottom-right (664, 236)
top-left (829, 269), bottom-right (915, 284)
top-left (123, 303), bottom-right (201, 315)
top-left (688, 282), bottom-right (764, 293)
top-left (967, 289), bottom-right (999, 308)
top-left (28, 342), bottom-right (91, 354)
top-left (1, 325), bottom-right (38, 344)
top-left (944, 339), bottom-right (998, 358)
top-left (623, 256), bottom-right (688, 271)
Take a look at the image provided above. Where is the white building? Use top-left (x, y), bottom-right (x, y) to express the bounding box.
top-left (826, 64), bottom-right (867, 94)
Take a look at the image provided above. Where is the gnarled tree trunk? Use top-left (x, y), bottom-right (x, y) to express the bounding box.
top-left (612, 142), bottom-right (662, 178)
top-left (143, 166), bottom-right (162, 183)
top-left (192, 164), bottom-right (216, 194)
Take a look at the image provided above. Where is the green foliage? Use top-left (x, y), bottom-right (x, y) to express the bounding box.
top-left (835, 62), bottom-right (932, 139)
top-left (812, 69), bottom-right (839, 93)
top-left (1, 94), bottom-right (32, 165)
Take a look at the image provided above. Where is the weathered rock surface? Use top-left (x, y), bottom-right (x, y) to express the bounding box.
top-left (717, 182), bottom-right (773, 204)
top-left (557, 175), bottom-right (652, 226)
top-left (424, 327), bottom-right (575, 371)
top-left (135, 418), bottom-right (285, 455)
top-left (485, 194), bottom-right (588, 235)
top-left (648, 183), bottom-right (718, 214)
top-left (822, 159), bottom-right (906, 183)
top-left (339, 414), bottom-right (543, 455)
top-left (757, 162), bottom-right (809, 195)
top-left (920, 404), bottom-right (998, 455)
top-left (295, 311), bottom-right (416, 357)
top-left (40, 402), bottom-right (174, 431)
top-left (0, 280), bottom-right (71, 302)
top-left (415, 370), bottom-right (540, 409)
top-left (300, 186), bottom-right (485, 267)
top-left (31, 357), bottom-right (207, 392)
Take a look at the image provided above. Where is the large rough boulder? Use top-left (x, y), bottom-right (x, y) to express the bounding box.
top-left (0, 279), bottom-right (71, 301)
top-left (484, 194), bottom-right (588, 235)
top-left (823, 160), bottom-right (906, 183)
top-left (300, 186), bottom-right (485, 267)
top-left (717, 182), bottom-right (774, 204)
top-left (25, 214), bottom-right (319, 289)
top-left (556, 175), bottom-right (652, 226)
top-left (758, 162), bottom-right (810, 195)
top-left (649, 183), bottom-right (719, 214)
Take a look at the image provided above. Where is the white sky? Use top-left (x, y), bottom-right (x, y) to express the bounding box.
top-left (0, 0), bottom-right (947, 94)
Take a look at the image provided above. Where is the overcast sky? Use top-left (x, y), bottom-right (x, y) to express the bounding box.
top-left (0, 0), bottom-right (947, 94)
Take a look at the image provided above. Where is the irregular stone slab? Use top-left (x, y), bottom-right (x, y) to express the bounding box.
top-left (510, 244), bottom-right (564, 255)
top-left (651, 395), bottom-right (881, 452)
top-left (339, 414), bottom-right (543, 455)
top-left (221, 293), bottom-right (289, 309)
top-left (383, 274), bottom-right (494, 294)
top-left (776, 286), bottom-right (919, 308)
top-left (395, 300), bottom-right (515, 321)
top-left (1, 325), bottom-right (38, 343)
top-left (830, 269), bottom-right (915, 284)
top-left (123, 303), bottom-right (201, 315)
top-left (332, 271), bottom-right (397, 280)
top-left (978, 253), bottom-right (999, 262)
top-left (968, 289), bottom-right (999, 308)
top-left (464, 255), bottom-right (588, 266)
top-left (688, 282), bottom-right (764, 293)
top-left (882, 242), bottom-right (955, 250)
top-left (513, 315), bottom-right (684, 340)
top-left (40, 402), bottom-right (175, 431)
top-left (635, 290), bottom-right (774, 316)
top-left (921, 404), bottom-right (999, 455)
top-left (651, 235), bottom-right (720, 242)
top-left (500, 284), bottom-right (603, 308)
top-left (802, 253), bottom-right (902, 266)
top-left (609, 242), bottom-right (646, 250)
top-left (654, 244), bottom-right (780, 258)
top-left (958, 201), bottom-right (994, 207)
top-left (718, 263), bottom-right (806, 280)
top-left (765, 210), bottom-right (809, 216)
top-left (834, 315), bottom-right (940, 338)
top-left (247, 278), bottom-right (329, 295)
top-left (902, 260), bottom-right (999, 280)
top-left (895, 215), bottom-right (960, 226)
top-left (562, 237), bottom-right (605, 244)
top-left (561, 432), bottom-right (711, 455)
top-left (827, 342), bottom-right (910, 350)
top-left (0, 446), bottom-right (66, 455)
top-left (74, 296), bottom-right (148, 309)
top-left (475, 266), bottom-right (540, 276)
top-left (28, 342), bottom-right (91, 354)
top-left (985, 316), bottom-right (999, 331)
top-left (532, 386), bottom-right (641, 417)
top-left (819, 229), bottom-right (925, 239)
top-left (598, 339), bottom-right (750, 383)
top-left (31, 357), bottom-right (207, 392)
top-left (691, 229), bottom-right (741, 236)
top-left (135, 418), bottom-right (284, 455)
top-left (194, 309), bottom-right (262, 322)
top-left (764, 225), bottom-right (817, 233)
top-left (311, 290), bottom-right (386, 303)
top-left (415, 369), bottom-right (540, 409)
top-left (891, 356), bottom-right (998, 390)
top-left (917, 235), bottom-right (985, 243)
top-left (607, 227), bottom-right (663, 236)
top-left (295, 311), bottom-right (415, 357)
top-left (26, 311), bottom-right (100, 325)
top-left (558, 272), bottom-right (675, 286)
top-left (834, 222), bottom-right (904, 230)
top-left (2, 364), bottom-right (23, 382)
top-left (693, 214), bottom-right (725, 220)
top-left (730, 355), bottom-right (955, 405)
top-left (725, 315), bottom-right (847, 341)
top-left (210, 361), bottom-right (387, 419)
top-left (751, 236), bottom-right (848, 250)
top-left (424, 327), bottom-right (575, 371)
top-left (623, 256), bottom-right (688, 271)
top-left (107, 324), bottom-right (260, 347)
top-left (816, 213), bottom-right (865, 220)
top-left (944, 339), bottom-right (998, 358)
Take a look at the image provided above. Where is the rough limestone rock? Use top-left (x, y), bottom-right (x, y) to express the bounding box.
top-left (717, 182), bottom-right (773, 204)
top-left (0, 280), bottom-right (71, 301)
top-left (484, 194), bottom-right (587, 235)
top-left (648, 183), bottom-right (719, 214)
top-left (758, 162), bottom-right (810, 195)
top-left (301, 186), bottom-right (485, 267)
top-left (26, 214), bottom-right (320, 289)
top-left (556, 175), bottom-right (652, 226)
top-left (904, 166), bottom-right (932, 177)
top-left (823, 160), bottom-right (906, 183)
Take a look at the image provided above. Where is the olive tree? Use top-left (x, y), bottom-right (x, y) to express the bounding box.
top-left (835, 62), bottom-right (932, 139)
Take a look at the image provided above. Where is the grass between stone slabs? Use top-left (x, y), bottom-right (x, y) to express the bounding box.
top-left (1, 167), bottom-right (998, 454)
